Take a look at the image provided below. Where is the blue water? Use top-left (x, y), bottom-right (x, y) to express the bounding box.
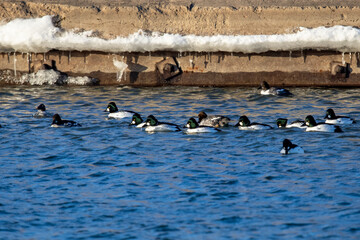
top-left (0, 86), bottom-right (360, 239)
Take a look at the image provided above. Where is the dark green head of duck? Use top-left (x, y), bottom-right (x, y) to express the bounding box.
top-left (145, 115), bottom-right (158, 126)
top-left (236, 115), bottom-right (251, 127)
top-left (276, 118), bottom-right (288, 128)
top-left (130, 113), bottom-right (143, 125)
top-left (325, 108), bottom-right (336, 119)
top-left (305, 115), bottom-right (317, 127)
top-left (186, 117), bottom-right (199, 129)
top-left (105, 102), bottom-right (118, 113)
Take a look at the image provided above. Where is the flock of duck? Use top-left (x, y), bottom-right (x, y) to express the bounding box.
top-left (7, 81), bottom-right (357, 155)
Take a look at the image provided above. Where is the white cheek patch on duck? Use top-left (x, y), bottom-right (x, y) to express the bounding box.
top-left (186, 123), bottom-right (190, 128)
top-left (131, 120), bottom-right (136, 124)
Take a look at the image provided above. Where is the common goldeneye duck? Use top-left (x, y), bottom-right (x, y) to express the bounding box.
top-left (305, 115), bottom-right (342, 132)
top-left (280, 139), bottom-right (304, 155)
top-left (33, 104), bottom-right (52, 118)
top-left (235, 115), bottom-right (273, 130)
top-left (105, 102), bottom-right (136, 119)
top-left (130, 113), bottom-right (146, 128)
top-left (258, 81), bottom-right (292, 96)
top-left (51, 114), bottom-right (81, 127)
top-left (276, 118), bottom-right (306, 128)
top-left (324, 108), bottom-right (355, 124)
top-left (198, 111), bottom-right (230, 127)
top-left (143, 115), bottom-right (180, 132)
top-left (184, 117), bottom-right (221, 134)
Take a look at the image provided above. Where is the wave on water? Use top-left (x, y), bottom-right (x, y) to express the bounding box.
top-left (1, 16), bottom-right (360, 53)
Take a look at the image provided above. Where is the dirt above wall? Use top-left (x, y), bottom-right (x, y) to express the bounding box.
top-left (0, 1), bottom-right (360, 38)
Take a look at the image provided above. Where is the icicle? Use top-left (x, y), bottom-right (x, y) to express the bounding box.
top-left (189, 59), bottom-right (195, 69)
top-left (289, 51), bottom-right (292, 61)
top-left (8, 52), bottom-right (10, 63)
top-left (26, 53), bottom-right (30, 63)
top-left (148, 51), bottom-right (151, 59)
top-left (43, 53), bottom-right (46, 61)
top-left (113, 58), bottom-right (128, 82)
top-left (13, 52), bottom-right (17, 77)
top-left (68, 51), bottom-right (71, 64)
top-left (349, 52), bottom-right (352, 64)
top-left (342, 52), bottom-right (345, 65)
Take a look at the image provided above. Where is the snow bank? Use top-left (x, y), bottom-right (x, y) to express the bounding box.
top-left (1, 16), bottom-right (360, 53)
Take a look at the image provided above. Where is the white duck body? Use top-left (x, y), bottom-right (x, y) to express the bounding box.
top-left (108, 111), bottom-right (134, 119)
top-left (34, 110), bottom-right (53, 118)
top-left (305, 124), bottom-right (340, 132)
top-left (238, 124), bottom-right (272, 130)
top-left (280, 145), bottom-right (304, 154)
top-left (144, 124), bottom-right (180, 132)
top-left (184, 127), bottom-right (220, 134)
top-left (324, 108), bottom-right (355, 125)
top-left (305, 115), bottom-right (342, 132)
top-left (143, 115), bottom-right (180, 132)
top-left (136, 122), bottom-right (146, 128)
top-left (286, 120), bottom-right (307, 128)
top-left (325, 117), bottom-right (355, 125)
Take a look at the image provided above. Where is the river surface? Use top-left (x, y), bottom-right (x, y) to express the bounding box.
top-left (0, 86), bottom-right (359, 239)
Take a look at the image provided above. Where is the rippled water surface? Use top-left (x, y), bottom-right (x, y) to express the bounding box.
top-left (0, 86), bottom-right (360, 239)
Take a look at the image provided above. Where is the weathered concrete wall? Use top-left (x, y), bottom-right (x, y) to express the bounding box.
top-left (1, 1), bottom-right (360, 86)
top-left (1, 50), bottom-right (359, 86)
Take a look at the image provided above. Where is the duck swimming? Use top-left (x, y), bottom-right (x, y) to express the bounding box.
top-left (324, 108), bottom-right (355, 124)
top-left (280, 139), bottom-right (304, 155)
top-left (105, 102), bottom-right (136, 119)
top-left (51, 114), bottom-right (81, 127)
top-left (276, 118), bottom-right (306, 128)
top-left (143, 115), bottom-right (180, 132)
top-left (184, 117), bottom-right (221, 134)
top-left (198, 111), bottom-right (230, 127)
top-left (130, 113), bottom-right (146, 128)
top-left (305, 115), bottom-right (342, 132)
top-left (235, 115), bottom-right (273, 130)
top-left (33, 104), bottom-right (52, 118)
top-left (258, 81), bottom-right (292, 96)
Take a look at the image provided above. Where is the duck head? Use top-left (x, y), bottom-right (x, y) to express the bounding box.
top-left (37, 104), bottom-right (46, 111)
top-left (105, 102), bottom-right (118, 113)
top-left (145, 115), bottom-right (158, 126)
top-left (52, 114), bottom-right (62, 125)
top-left (276, 118), bottom-right (288, 128)
top-left (130, 113), bottom-right (143, 125)
top-left (305, 115), bottom-right (317, 127)
top-left (258, 81), bottom-right (270, 90)
top-left (325, 108), bottom-right (336, 119)
top-left (198, 111), bottom-right (208, 123)
top-left (186, 117), bottom-right (199, 129)
top-left (235, 115), bottom-right (251, 127)
top-left (283, 139), bottom-right (295, 155)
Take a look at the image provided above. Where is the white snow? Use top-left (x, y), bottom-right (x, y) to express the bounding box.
top-left (1, 15), bottom-right (360, 54)
top-left (18, 69), bottom-right (98, 85)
